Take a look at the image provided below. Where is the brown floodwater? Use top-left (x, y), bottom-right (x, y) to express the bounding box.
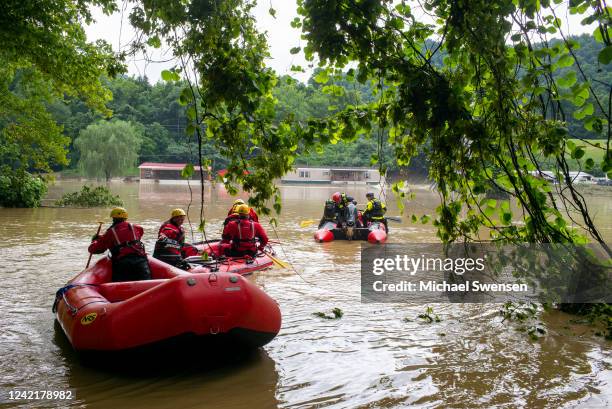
top-left (0, 180), bottom-right (610, 408)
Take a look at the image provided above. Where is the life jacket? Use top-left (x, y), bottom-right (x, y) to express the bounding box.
top-left (337, 194), bottom-right (355, 209)
top-left (322, 200), bottom-right (337, 220)
top-left (230, 219), bottom-right (257, 253)
top-left (223, 213), bottom-right (240, 226)
top-left (365, 199), bottom-right (386, 220)
top-left (108, 222), bottom-right (146, 259)
top-left (154, 221), bottom-right (185, 257)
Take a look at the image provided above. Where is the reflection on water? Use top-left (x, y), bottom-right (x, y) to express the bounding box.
top-left (0, 180), bottom-right (610, 408)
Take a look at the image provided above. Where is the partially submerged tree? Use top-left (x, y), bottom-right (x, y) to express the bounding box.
top-left (75, 120), bottom-right (143, 181)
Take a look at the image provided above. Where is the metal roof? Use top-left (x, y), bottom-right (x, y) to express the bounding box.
top-left (138, 162), bottom-right (207, 171)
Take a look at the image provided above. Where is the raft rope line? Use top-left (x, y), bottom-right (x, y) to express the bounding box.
top-left (269, 223), bottom-right (327, 289)
top-left (51, 283), bottom-right (101, 315)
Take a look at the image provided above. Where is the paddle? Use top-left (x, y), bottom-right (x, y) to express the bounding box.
top-left (385, 216), bottom-right (402, 222)
top-left (264, 251), bottom-right (290, 269)
top-left (86, 221), bottom-right (104, 268)
top-left (300, 219), bottom-right (319, 228)
top-left (192, 239), bottom-right (221, 245)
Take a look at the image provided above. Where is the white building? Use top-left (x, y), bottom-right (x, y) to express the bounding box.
top-left (139, 162), bottom-right (211, 184)
top-left (568, 171), bottom-right (596, 184)
top-left (528, 170), bottom-right (596, 184)
top-left (281, 166), bottom-right (385, 185)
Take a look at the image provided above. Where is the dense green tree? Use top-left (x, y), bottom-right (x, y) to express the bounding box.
top-left (75, 120), bottom-right (143, 181)
top-left (0, 0), bottom-right (124, 206)
top-left (0, 0), bottom-right (123, 112)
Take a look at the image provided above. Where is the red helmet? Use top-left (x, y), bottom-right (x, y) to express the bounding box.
top-left (332, 192), bottom-right (342, 204)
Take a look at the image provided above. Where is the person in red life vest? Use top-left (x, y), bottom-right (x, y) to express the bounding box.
top-left (221, 204), bottom-right (268, 257)
top-left (224, 199), bottom-right (259, 225)
top-left (88, 207), bottom-right (151, 282)
top-left (153, 208), bottom-right (196, 268)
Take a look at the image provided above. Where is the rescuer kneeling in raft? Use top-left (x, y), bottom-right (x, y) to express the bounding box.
top-left (220, 204), bottom-right (268, 257)
top-left (153, 208), bottom-right (199, 268)
top-left (89, 207), bottom-right (151, 282)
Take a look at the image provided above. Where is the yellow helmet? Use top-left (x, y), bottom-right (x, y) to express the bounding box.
top-left (233, 199), bottom-right (245, 205)
top-left (236, 204), bottom-right (250, 215)
top-left (110, 207), bottom-right (128, 219)
top-left (171, 208), bottom-right (187, 218)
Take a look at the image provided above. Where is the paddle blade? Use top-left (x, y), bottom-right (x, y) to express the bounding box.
top-left (300, 220), bottom-right (317, 228)
top-left (385, 216), bottom-right (402, 222)
top-left (266, 252), bottom-right (290, 269)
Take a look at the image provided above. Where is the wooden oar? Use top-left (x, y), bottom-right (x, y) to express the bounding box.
top-left (86, 221), bottom-right (104, 268)
top-left (264, 251), bottom-right (290, 269)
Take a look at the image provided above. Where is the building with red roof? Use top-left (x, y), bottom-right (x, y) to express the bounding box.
top-left (138, 162), bottom-right (211, 184)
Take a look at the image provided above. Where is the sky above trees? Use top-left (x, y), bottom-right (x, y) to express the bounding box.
top-left (84, 0), bottom-right (597, 83)
top-left (85, 0), bottom-right (308, 82)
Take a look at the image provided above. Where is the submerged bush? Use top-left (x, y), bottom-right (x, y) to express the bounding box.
top-left (0, 171), bottom-right (48, 207)
top-left (55, 185), bottom-right (123, 207)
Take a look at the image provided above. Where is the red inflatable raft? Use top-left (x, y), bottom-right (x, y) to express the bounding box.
top-left (314, 221), bottom-right (387, 244)
top-left (53, 256), bottom-right (281, 352)
top-left (189, 241), bottom-right (274, 275)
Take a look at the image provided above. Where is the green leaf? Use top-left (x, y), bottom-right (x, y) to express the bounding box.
top-left (161, 70), bottom-right (173, 81)
top-left (583, 117), bottom-right (603, 132)
top-left (556, 54), bottom-right (574, 68)
top-left (502, 211), bottom-right (512, 225)
top-left (557, 71), bottom-right (576, 88)
top-left (290, 47), bottom-right (301, 55)
top-left (573, 103), bottom-right (593, 120)
top-left (290, 17), bottom-right (301, 28)
top-left (593, 26), bottom-right (611, 43)
top-left (179, 87), bottom-right (191, 105)
top-left (314, 69), bottom-right (329, 84)
top-left (268, 7), bottom-right (276, 18)
top-left (570, 83), bottom-right (589, 107)
top-left (181, 163), bottom-right (194, 179)
top-left (598, 46), bottom-right (612, 65)
top-left (147, 36), bottom-right (161, 48)
top-left (572, 147), bottom-right (585, 159)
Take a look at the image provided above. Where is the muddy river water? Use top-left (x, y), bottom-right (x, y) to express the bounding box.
top-left (0, 181), bottom-right (610, 408)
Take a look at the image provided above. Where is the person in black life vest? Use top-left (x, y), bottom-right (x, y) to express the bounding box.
top-left (331, 192), bottom-right (360, 227)
top-left (221, 204), bottom-right (268, 257)
top-left (362, 192), bottom-right (387, 229)
top-left (153, 208), bottom-right (193, 268)
top-left (318, 199), bottom-right (339, 228)
top-left (88, 207), bottom-right (151, 282)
